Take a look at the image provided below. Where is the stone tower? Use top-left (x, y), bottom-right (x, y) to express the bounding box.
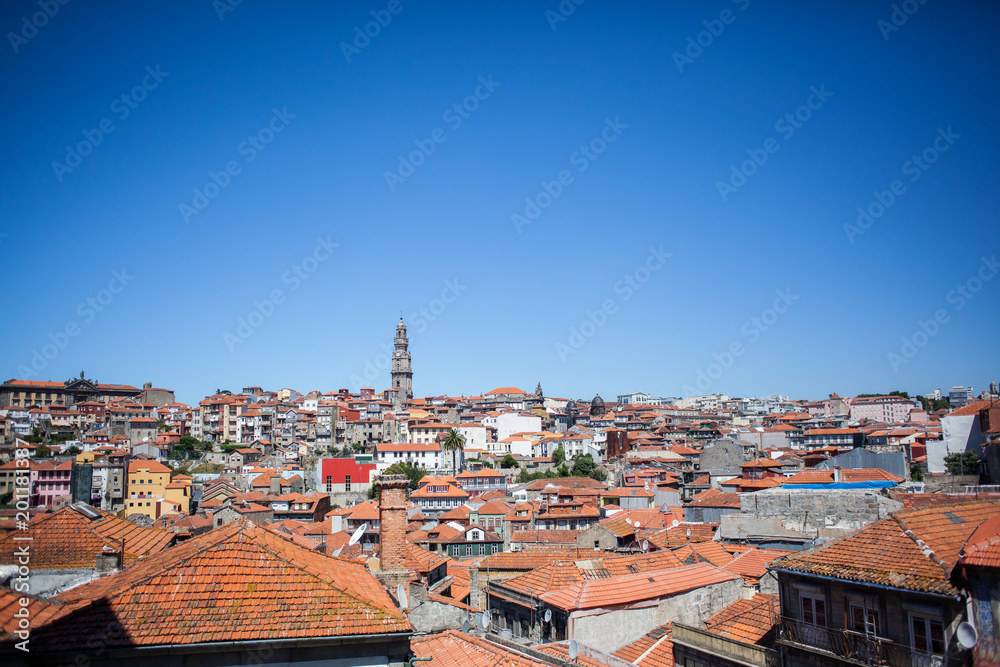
top-left (391, 318), bottom-right (413, 411)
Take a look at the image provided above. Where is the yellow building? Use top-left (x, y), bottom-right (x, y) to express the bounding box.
top-left (126, 460), bottom-right (175, 519)
top-left (164, 474), bottom-right (192, 515)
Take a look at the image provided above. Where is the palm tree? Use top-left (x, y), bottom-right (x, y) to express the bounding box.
top-left (441, 428), bottom-right (466, 476)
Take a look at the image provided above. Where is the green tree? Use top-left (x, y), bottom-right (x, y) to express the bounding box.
top-left (64, 445), bottom-right (82, 456)
top-left (383, 462), bottom-right (426, 490)
top-left (944, 451), bottom-right (981, 476)
top-left (570, 454), bottom-right (596, 477)
top-left (442, 428), bottom-right (466, 475)
top-left (552, 446), bottom-right (565, 465)
top-left (500, 454), bottom-right (519, 468)
top-left (556, 463), bottom-right (570, 477)
top-left (909, 463), bottom-right (924, 482)
top-left (33, 444), bottom-right (51, 458)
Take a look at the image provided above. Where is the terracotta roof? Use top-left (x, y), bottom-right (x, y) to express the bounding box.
top-left (509, 529), bottom-right (581, 545)
top-left (524, 477), bottom-right (606, 491)
top-left (773, 501), bottom-right (1000, 595)
top-left (499, 550), bottom-right (684, 599)
top-left (411, 630), bottom-right (551, 666)
top-left (721, 548), bottom-right (791, 580)
top-left (702, 593), bottom-right (779, 645)
top-left (960, 513), bottom-right (1000, 568)
top-left (741, 458), bottom-right (782, 468)
top-left (0, 591), bottom-right (62, 644)
top-left (541, 563), bottom-right (737, 611)
top-left (783, 467), bottom-right (904, 485)
top-left (536, 642), bottom-right (607, 667)
top-left (687, 488), bottom-right (741, 508)
top-left (613, 623), bottom-right (674, 667)
top-left (0, 506), bottom-right (174, 570)
top-left (672, 541), bottom-right (734, 567)
top-left (25, 520), bottom-right (410, 651)
top-left (663, 522), bottom-right (719, 546)
top-left (476, 499), bottom-right (513, 515)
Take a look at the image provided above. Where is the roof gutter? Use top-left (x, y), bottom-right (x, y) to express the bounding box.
top-left (769, 567), bottom-right (964, 601)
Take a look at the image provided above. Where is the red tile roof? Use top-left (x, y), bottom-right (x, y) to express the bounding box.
top-left (774, 501), bottom-right (1000, 595)
top-left (701, 593), bottom-right (779, 645)
top-left (960, 513), bottom-right (1000, 568)
top-left (783, 467), bottom-right (904, 485)
top-left (0, 506), bottom-right (174, 570)
top-left (539, 563), bottom-right (737, 611)
top-left (26, 520), bottom-right (409, 651)
top-left (687, 488), bottom-right (741, 508)
top-left (613, 623), bottom-right (674, 667)
top-left (411, 630), bottom-right (550, 666)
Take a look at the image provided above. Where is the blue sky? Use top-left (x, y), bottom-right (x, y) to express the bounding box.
top-left (2, 1), bottom-right (998, 406)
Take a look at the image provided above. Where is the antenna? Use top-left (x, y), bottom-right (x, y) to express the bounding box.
top-left (543, 609), bottom-right (552, 623)
top-left (396, 583), bottom-right (408, 611)
top-left (348, 522), bottom-right (368, 546)
top-left (568, 639), bottom-right (579, 661)
top-left (957, 622), bottom-right (978, 649)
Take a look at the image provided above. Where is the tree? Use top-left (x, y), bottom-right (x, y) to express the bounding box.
top-left (570, 454), bottom-right (596, 478)
top-left (500, 454), bottom-right (519, 468)
top-left (383, 462), bottom-right (426, 490)
top-left (33, 444), bottom-right (51, 458)
top-left (442, 429), bottom-right (466, 475)
top-left (909, 463), bottom-right (924, 482)
top-left (944, 451), bottom-right (981, 476)
top-left (552, 446), bottom-right (566, 465)
top-left (64, 445), bottom-right (82, 456)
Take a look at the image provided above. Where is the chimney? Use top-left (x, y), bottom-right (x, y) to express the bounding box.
top-left (469, 561), bottom-right (483, 610)
top-left (833, 466), bottom-right (842, 483)
top-left (95, 548), bottom-right (122, 573)
top-left (375, 475), bottom-right (410, 590)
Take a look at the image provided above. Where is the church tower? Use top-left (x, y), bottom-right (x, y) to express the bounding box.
top-left (391, 318), bottom-right (413, 411)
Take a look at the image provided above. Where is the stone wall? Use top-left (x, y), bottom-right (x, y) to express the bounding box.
top-left (572, 578), bottom-right (743, 653)
top-left (739, 488), bottom-right (902, 536)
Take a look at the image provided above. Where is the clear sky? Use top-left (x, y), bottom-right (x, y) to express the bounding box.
top-left (2, 1), bottom-right (998, 406)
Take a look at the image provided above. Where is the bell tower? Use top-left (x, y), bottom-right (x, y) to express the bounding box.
top-left (391, 318), bottom-right (413, 411)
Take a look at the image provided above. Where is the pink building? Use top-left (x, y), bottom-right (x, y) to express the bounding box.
top-left (31, 460), bottom-right (73, 508)
top-left (849, 395), bottom-right (917, 423)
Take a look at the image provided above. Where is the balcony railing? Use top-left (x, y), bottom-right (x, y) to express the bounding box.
top-left (779, 618), bottom-right (967, 667)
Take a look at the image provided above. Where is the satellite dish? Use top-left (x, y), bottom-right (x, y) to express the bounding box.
top-left (462, 620), bottom-right (470, 633)
top-left (672, 519), bottom-right (679, 527)
top-left (543, 609), bottom-right (552, 623)
top-left (642, 539), bottom-right (649, 552)
top-left (568, 639), bottom-right (579, 660)
top-left (348, 522), bottom-right (368, 546)
top-left (396, 583), bottom-right (408, 610)
top-left (957, 622), bottom-right (978, 649)
top-left (634, 521), bottom-right (641, 528)
top-left (478, 611), bottom-right (491, 631)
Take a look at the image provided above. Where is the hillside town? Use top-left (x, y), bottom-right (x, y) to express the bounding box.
top-left (1, 321), bottom-right (998, 667)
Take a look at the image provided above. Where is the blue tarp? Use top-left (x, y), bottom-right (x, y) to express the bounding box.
top-left (780, 481), bottom-right (898, 490)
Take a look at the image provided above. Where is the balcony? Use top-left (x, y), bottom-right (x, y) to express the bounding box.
top-left (778, 617), bottom-right (968, 667)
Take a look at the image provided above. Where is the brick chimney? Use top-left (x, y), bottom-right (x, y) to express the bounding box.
top-left (375, 474), bottom-right (410, 591)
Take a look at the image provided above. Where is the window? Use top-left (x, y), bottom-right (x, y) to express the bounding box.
top-left (479, 543), bottom-right (486, 555)
top-left (849, 602), bottom-right (879, 636)
top-left (801, 593), bottom-right (826, 626)
top-left (910, 615), bottom-right (944, 655)
top-left (345, 475), bottom-right (351, 492)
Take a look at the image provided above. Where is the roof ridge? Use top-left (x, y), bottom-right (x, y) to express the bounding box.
top-left (893, 514), bottom-right (954, 579)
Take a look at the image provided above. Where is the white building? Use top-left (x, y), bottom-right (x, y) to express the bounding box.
top-left (375, 442), bottom-right (445, 473)
top-left (482, 411), bottom-right (542, 441)
top-left (931, 402), bottom-right (986, 474)
top-left (456, 425), bottom-right (488, 451)
top-left (849, 395), bottom-right (919, 424)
